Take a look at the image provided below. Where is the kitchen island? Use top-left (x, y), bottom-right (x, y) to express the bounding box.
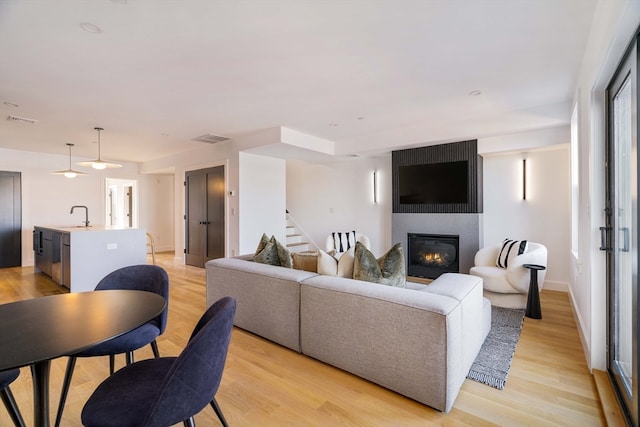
top-left (33, 226), bottom-right (147, 292)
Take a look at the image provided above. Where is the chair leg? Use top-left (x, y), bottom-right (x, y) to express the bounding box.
top-left (183, 417), bottom-right (195, 427)
top-left (125, 351), bottom-right (134, 366)
top-left (54, 357), bottom-right (77, 427)
top-left (150, 340), bottom-right (160, 358)
top-left (1, 386), bottom-right (26, 427)
top-left (109, 354), bottom-right (116, 375)
top-left (210, 397), bottom-right (228, 427)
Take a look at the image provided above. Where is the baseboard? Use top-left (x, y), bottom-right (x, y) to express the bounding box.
top-left (543, 280), bottom-right (568, 292)
top-left (567, 286), bottom-right (591, 369)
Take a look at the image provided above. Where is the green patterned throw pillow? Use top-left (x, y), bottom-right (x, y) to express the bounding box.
top-left (253, 234), bottom-right (292, 268)
top-left (353, 241), bottom-right (406, 287)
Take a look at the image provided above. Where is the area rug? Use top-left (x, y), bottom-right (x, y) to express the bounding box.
top-left (466, 306), bottom-right (525, 390)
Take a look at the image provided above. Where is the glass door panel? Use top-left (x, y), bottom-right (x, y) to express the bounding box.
top-left (607, 42), bottom-right (639, 426)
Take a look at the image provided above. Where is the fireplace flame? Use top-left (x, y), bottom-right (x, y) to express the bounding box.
top-left (424, 252), bottom-right (447, 265)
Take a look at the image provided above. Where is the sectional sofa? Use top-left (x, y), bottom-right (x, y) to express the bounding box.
top-left (205, 254), bottom-right (491, 412)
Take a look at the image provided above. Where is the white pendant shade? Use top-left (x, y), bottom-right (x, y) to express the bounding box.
top-left (52, 143), bottom-right (87, 178)
top-left (76, 127), bottom-right (122, 169)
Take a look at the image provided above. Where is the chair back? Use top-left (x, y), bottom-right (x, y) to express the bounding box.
top-left (143, 296), bottom-right (236, 427)
top-left (95, 265), bottom-right (170, 334)
top-left (0, 369), bottom-right (19, 389)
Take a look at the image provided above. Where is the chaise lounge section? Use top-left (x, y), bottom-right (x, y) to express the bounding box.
top-left (206, 255), bottom-right (491, 412)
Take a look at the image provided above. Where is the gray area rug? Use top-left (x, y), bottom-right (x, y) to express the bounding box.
top-left (466, 306), bottom-right (525, 390)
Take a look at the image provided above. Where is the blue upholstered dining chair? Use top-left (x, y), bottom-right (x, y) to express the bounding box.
top-left (81, 296), bottom-right (236, 427)
top-left (54, 265), bottom-right (170, 427)
top-left (0, 369), bottom-right (26, 427)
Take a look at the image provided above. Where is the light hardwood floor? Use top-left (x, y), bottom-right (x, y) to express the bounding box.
top-left (0, 253), bottom-right (608, 426)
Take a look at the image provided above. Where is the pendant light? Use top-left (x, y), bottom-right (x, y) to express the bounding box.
top-left (52, 143), bottom-right (87, 178)
top-left (76, 127), bottom-right (122, 169)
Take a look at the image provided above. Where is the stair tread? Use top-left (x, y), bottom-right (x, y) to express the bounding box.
top-left (287, 242), bottom-right (309, 247)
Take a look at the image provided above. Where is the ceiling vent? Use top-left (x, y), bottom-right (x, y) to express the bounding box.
top-left (192, 133), bottom-right (230, 144)
top-left (7, 115), bottom-right (38, 125)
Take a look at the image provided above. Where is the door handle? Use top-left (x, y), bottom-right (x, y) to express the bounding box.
top-left (621, 227), bottom-right (630, 252)
top-left (600, 226), bottom-right (611, 251)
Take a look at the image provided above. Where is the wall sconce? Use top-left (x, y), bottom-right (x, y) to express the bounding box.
top-left (522, 157), bottom-right (527, 200)
top-left (373, 171), bottom-right (378, 204)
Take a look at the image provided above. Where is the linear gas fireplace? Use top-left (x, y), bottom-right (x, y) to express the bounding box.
top-left (408, 233), bottom-right (459, 279)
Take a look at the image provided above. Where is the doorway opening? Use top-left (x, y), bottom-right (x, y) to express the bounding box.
top-left (106, 178), bottom-right (138, 227)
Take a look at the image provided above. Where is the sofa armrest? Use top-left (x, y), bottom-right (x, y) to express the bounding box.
top-left (205, 257), bottom-right (317, 352)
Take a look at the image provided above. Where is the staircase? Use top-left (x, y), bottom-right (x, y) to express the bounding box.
top-left (286, 212), bottom-right (317, 254)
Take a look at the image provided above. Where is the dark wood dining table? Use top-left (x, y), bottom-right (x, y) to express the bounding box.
top-left (0, 290), bottom-right (166, 427)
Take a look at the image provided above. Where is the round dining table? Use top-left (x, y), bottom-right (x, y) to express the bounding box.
top-left (0, 290), bottom-right (166, 427)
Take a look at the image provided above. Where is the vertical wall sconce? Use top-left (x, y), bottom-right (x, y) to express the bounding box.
top-left (373, 171), bottom-right (378, 204)
top-left (522, 157), bottom-right (527, 200)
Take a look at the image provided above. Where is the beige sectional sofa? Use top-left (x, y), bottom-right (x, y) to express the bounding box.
top-left (206, 255), bottom-right (491, 413)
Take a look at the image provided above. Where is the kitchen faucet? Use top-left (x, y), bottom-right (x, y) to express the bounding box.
top-left (70, 205), bottom-right (90, 227)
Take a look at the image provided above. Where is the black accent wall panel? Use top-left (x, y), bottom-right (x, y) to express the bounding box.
top-left (392, 140), bottom-right (483, 213)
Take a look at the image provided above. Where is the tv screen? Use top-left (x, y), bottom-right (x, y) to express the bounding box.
top-left (399, 161), bottom-right (468, 204)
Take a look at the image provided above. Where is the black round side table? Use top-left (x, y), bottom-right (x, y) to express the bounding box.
top-left (523, 264), bottom-right (545, 319)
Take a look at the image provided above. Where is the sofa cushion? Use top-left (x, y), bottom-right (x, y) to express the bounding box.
top-left (353, 242), bottom-right (406, 287)
top-left (317, 246), bottom-right (355, 277)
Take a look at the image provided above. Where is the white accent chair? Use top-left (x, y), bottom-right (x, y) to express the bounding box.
top-left (325, 232), bottom-right (370, 254)
top-left (469, 242), bottom-right (548, 308)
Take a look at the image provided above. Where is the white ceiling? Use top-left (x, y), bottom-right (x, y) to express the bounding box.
top-left (0, 0), bottom-right (597, 164)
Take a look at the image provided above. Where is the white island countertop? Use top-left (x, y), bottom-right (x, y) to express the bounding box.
top-left (34, 226), bottom-right (147, 292)
top-left (36, 225), bottom-right (138, 232)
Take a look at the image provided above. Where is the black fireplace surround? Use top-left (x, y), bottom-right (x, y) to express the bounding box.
top-left (408, 233), bottom-right (460, 279)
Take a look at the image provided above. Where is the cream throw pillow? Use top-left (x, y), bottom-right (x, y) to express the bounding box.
top-left (317, 246), bottom-right (355, 278)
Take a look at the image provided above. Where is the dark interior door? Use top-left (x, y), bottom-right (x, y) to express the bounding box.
top-left (206, 166), bottom-right (225, 260)
top-left (0, 171), bottom-right (22, 268)
top-left (185, 166), bottom-right (225, 267)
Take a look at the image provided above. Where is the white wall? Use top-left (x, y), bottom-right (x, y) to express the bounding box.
top-left (481, 146), bottom-right (571, 288)
top-left (0, 147), bottom-right (158, 266)
top-left (286, 156), bottom-right (392, 256)
top-left (239, 152), bottom-right (286, 254)
top-left (138, 174), bottom-right (174, 252)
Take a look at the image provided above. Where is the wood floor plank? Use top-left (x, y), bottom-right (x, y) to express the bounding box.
top-left (0, 254), bottom-right (609, 426)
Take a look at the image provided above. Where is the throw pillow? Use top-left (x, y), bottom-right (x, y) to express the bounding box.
top-left (253, 238), bottom-right (280, 266)
top-left (273, 236), bottom-right (292, 268)
top-left (332, 230), bottom-right (356, 253)
top-left (317, 246), bottom-right (356, 278)
top-left (253, 234), bottom-right (292, 268)
top-left (292, 253), bottom-right (318, 272)
top-left (353, 241), bottom-right (406, 288)
top-left (255, 233), bottom-right (270, 254)
top-left (496, 239), bottom-right (528, 268)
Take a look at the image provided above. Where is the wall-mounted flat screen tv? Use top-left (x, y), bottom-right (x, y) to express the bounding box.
top-left (399, 161), bottom-right (468, 204)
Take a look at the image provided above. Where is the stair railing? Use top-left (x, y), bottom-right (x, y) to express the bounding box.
top-left (286, 210), bottom-right (320, 253)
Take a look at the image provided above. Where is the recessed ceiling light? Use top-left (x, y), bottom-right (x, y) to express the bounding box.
top-left (468, 90), bottom-right (482, 96)
top-left (357, 117), bottom-right (365, 120)
top-left (3, 102), bottom-right (19, 107)
top-left (80, 22), bottom-right (103, 34)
